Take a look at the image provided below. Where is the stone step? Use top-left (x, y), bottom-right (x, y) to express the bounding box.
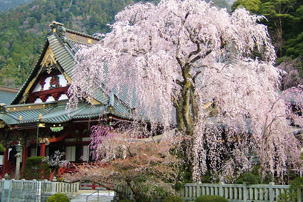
top-left (71, 196), bottom-right (114, 202)
top-left (71, 191), bottom-right (114, 202)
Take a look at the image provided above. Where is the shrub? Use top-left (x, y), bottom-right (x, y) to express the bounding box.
top-left (47, 193), bottom-right (70, 202)
top-left (23, 156), bottom-right (50, 180)
top-left (163, 195), bottom-right (183, 202)
top-left (277, 177), bottom-right (303, 202)
top-left (235, 172), bottom-right (261, 185)
top-left (200, 171), bottom-right (220, 183)
top-left (290, 177), bottom-right (303, 190)
top-left (194, 195), bottom-right (228, 202)
top-left (0, 144), bottom-right (6, 153)
top-left (174, 182), bottom-right (184, 191)
top-left (56, 177), bottom-right (65, 182)
top-left (118, 200), bottom-right (133, 202)
top-left (277, 191), bottom-right (295, 202)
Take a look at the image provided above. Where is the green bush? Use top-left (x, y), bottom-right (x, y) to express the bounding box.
top-left (235, 172), bottom-right (261, 185)
top-left (0, 144), bottom-right (6, 153)
top-left (23, 156), bottom-right (50, 180)
top-left (47, 193), bottom-right (70, 202)
top-left (174, 182), bottom-right (184, 191)
top-left (290, 177), bottom-right (303, 190)
top-left (56, 177), bottom-right (65, 182)
top-left (277, 177), bottom-right (303, 202)
top-left (163, 195), bottom-right (183, 202)
top-left (200, 171), bottom-right (220, 183)
top-left (194, 195), bottom-right (228, 202)
top-left (118, 200), bottom-right (132, 202)
top-left (278, 190), bottom-right (296, 202)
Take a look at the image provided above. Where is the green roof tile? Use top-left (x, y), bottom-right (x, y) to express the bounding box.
top-left (0, 91), bottom-right (17, 105)
top-left (0, 113), bottom-right (18, 125)
top-left (5, 25), bottom-right (134, 126)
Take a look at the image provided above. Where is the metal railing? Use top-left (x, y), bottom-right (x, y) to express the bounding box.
top-left (86, 189), bottom-right (100, 202)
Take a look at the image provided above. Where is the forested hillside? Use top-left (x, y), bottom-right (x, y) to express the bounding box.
top-left (0, 0), bottom-right (33, 12)
top-left (0, 0), bottom-right (156, 87)
top-left (0, 0), bottom-right (232, 88)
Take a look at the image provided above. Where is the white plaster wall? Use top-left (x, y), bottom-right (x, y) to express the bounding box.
top-left (58, 74), bottom-right (68, 86)
top-left (34, 98), bottom-right (43, 104)
top-left (58, 94), bottom-right (68, 100)
top-left (32, 83), bottom-right (42, 92)
top-left (44, 77), bottom-right (52, 90)
top-left (45, 96), bottom-right (55, 102)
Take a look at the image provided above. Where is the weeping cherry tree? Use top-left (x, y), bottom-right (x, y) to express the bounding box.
top-left (68, 0), bottom-right (302, 182)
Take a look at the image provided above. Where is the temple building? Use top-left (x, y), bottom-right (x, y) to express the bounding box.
top-left (0, 22), bottom-right (132, 177)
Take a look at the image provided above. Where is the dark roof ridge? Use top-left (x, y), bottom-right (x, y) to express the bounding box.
top-left (49, 21), bottom-right (101, 41)
top-left (65, 28), bottom-right (102, 41)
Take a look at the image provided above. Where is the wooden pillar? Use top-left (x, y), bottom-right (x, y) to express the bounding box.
top-left (40, 143), bottom-right (46, 156)
top-left (21, 145), bottom-right (28, 172)
top-left (3, 147), bottom-right (8, 176)
top-left (39, 143), bottom-right (46, 179)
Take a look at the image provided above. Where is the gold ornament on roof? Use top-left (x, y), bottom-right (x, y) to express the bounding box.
top-left (41, 47), bottom-right (57, 69)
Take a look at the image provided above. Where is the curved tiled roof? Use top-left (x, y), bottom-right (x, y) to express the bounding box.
top-left (5, 22), bottom-right (134, 127)
top-left (0, 103), bottom-right (106, 125)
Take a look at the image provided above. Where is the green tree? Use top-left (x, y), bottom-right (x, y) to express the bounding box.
top-left (259, 0), bottom-right (297, 57)
top-left (232, 0), bottom-right (261, 13)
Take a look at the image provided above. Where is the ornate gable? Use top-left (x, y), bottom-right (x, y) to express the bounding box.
top-left (26, 47), bottom-right (70, 104)
top-left (15, 45), bottom-right (70, 104)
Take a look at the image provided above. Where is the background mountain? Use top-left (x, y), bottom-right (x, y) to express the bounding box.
top-left (0, 0), bottom-right (151, 87)
top-left (0, 0), bottom-right (33, 12)
top-left (0, 0), bottom-right (232, 88)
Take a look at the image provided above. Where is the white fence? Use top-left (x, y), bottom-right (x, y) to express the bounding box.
top-left (180, 182), bottom-right (302, 202)
top-left (116, 182), bottom-right (303, 202)
top-left (0, 179), bottom-right (80, 202)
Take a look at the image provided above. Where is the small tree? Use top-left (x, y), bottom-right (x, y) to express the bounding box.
top-left (23, 156), bottom-right (50, 180)
top-left (65, 128), bottom-right (181, 202)
top-left (43, 150), bottom-right (69, 178)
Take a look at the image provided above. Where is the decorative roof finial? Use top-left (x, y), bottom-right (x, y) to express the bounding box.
top-left (49, 21), bottom-right (66, 37)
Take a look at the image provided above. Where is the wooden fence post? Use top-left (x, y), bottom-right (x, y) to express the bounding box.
top-left (297, 188), bottom-right (302, 202)
top-left (269, 182), bottom-right (274, 202)
top-left (243, 183), bottom-right (248, 202)
top-left (219, 182), bottom-right (224, 197)
top-left (197, 182), bottom-right (201, 198)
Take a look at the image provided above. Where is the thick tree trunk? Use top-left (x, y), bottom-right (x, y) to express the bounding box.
top-left (183, 80), bottom-right (194, 136)
top-left (176, 64), bottom-right (198, 136)
top-left (174, 64), bottom-right (199, 181)
top-left (126, 180), bottom-right (146, 202)
top-left (276, 18), bottom-right (283, 57)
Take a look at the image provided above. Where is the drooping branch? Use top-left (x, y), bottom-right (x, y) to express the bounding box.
top-left (191, 49), bottom-right (212, 64)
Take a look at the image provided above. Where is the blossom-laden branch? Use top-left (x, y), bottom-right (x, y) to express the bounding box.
top-left (42, 150), bottom-right (69, 168)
